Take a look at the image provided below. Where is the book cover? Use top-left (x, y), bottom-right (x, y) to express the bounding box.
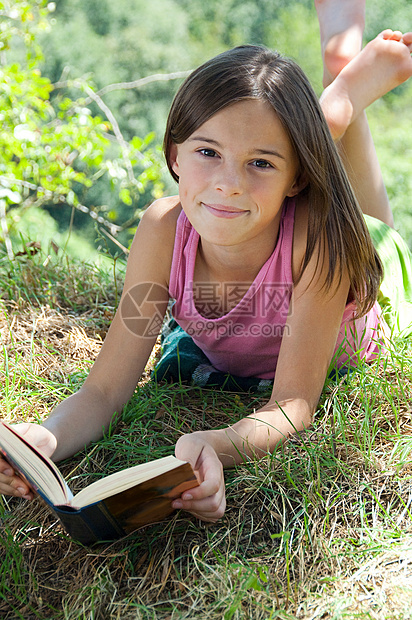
top-left (0, 422), bottom-right (198, 544)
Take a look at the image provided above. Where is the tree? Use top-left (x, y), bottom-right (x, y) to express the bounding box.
top-left (0, 0), bottom-right (165, 258)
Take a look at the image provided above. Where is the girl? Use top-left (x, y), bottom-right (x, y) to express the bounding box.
top-left (1, 30), bottom-right (412, 523)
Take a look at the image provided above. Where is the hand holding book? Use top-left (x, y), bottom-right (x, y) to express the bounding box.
top-left (0, 421), bottom-right (198, 544)
top-left (0, 422), bottom-right (57, 500)
top-left (173, 432), bottom-right (226, 522)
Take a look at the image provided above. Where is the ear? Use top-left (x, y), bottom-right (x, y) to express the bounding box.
top-left (287, 171), bottom-right (308, 197)
top-left (169, 143), bottom-right (179, 177)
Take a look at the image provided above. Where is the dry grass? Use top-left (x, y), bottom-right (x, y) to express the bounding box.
top-left (1, 253), bottom-right (412, 619)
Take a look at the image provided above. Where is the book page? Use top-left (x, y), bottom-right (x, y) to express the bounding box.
top-left (0, 422), bottom-right (71, 506)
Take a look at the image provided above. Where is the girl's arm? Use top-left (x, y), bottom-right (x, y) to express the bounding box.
top-left (173, 203), bottom-right (350, 519)
top-left (44, 199), bottom-right (181, 458)
top-left (0, 198), bottom-right (180, 496)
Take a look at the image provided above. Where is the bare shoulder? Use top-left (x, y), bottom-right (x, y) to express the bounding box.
top-left (126, 196), bottom-right (182, 287)
top-left (132, 195), bottom-right (181, 245)
top-left (140, 195), bottom-right (181, 226)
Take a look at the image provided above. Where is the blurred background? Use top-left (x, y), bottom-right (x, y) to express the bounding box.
top-left (1, 0), bottom-right (411, 262)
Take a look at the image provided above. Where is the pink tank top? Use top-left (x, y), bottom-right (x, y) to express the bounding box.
top-left (169, 198), bottom-right (384, 379)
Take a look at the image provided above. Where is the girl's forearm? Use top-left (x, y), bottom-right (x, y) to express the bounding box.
top-left (198, 399), bottom-right (313, 467)
top-left (42, 384), bottom-right (120, 461)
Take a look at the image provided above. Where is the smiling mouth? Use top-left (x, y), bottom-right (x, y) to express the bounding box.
top-left (202, 203), bottom-right (247, 218)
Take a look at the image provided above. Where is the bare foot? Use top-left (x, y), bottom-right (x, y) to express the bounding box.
top-left (320, 30), bottom-right (412, 141)
top-left (314, 0), bottom-right (365, 86)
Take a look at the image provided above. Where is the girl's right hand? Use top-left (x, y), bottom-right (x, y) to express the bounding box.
top-left (0, 423), bottom-right (57, 500)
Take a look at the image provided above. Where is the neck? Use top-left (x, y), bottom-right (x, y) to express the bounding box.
top-left (195, 219), bottom-right (281, 284)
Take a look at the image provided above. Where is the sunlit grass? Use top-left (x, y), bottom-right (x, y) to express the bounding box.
top-left (0, 248), bottom-right (412, 619)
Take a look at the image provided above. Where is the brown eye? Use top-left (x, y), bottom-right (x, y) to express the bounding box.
top-left (199, 148), bottom-right (217, 158)
top-left (253, 159), bottom-right (272, 168)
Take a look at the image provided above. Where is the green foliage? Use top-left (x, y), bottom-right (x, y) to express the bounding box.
top-left (1, 62), bottom-right (109, 197)
top-left (0, 0), bottom-right (164, 258)
top-left (2, 0), bottom-right (412, 259)
top-left (0, 0), bottom-right (50, 60)
top-left (8, 206), bottom-right (99, 260)
top-left (365, 0), bottom-right (412, 39)
top-left (368, 84), bottom-right (412, 248)
top-left (266, 3), bottom-right (322, 94)
top-left (0, 232), bottom-right (122, 310)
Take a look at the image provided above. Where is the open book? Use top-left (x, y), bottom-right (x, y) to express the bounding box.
top-left (0, 422), bottom-right (198, 544)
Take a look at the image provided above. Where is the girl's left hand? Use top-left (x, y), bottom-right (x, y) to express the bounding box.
top-left (173, 433), bottom-right (226, 522)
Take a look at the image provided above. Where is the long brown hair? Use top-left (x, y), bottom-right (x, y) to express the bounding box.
top-left (163, 45), bottom-right (382, 315)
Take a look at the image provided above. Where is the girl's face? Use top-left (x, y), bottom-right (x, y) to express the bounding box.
top-left (169, 99), bottom-right (303, 252)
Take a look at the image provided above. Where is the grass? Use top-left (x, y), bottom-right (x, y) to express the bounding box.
top-left (1, 248), bottom-right (412, 619)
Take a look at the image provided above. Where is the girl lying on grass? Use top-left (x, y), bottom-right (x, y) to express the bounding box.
top-left (1, 19), bottom-right (412, 523)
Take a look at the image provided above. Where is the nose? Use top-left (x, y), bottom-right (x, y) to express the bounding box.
top-left (214, 161), bottom-right (244, 196)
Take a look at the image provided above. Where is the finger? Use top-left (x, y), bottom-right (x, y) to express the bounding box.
top-left (172, 493), bottom-right (223, 512)
top-left (0, 470), bottom-right (33, 498)
top-left (173, 483), bottom-right (226, 514)
top-left (185, 454), bottom-right (224, 501)
top-left (176, 494), bottom-right (226, 522)
top-left (181, 476), bottom-right (222, 502)
top-left (0, 453), bottom-right (34, 500)
top-left (12, 422), bottom-right (32, 436)
top-left (0, 459), bottom-right (14, 477)
top-left (0, 480), bottom-right (34, 499)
